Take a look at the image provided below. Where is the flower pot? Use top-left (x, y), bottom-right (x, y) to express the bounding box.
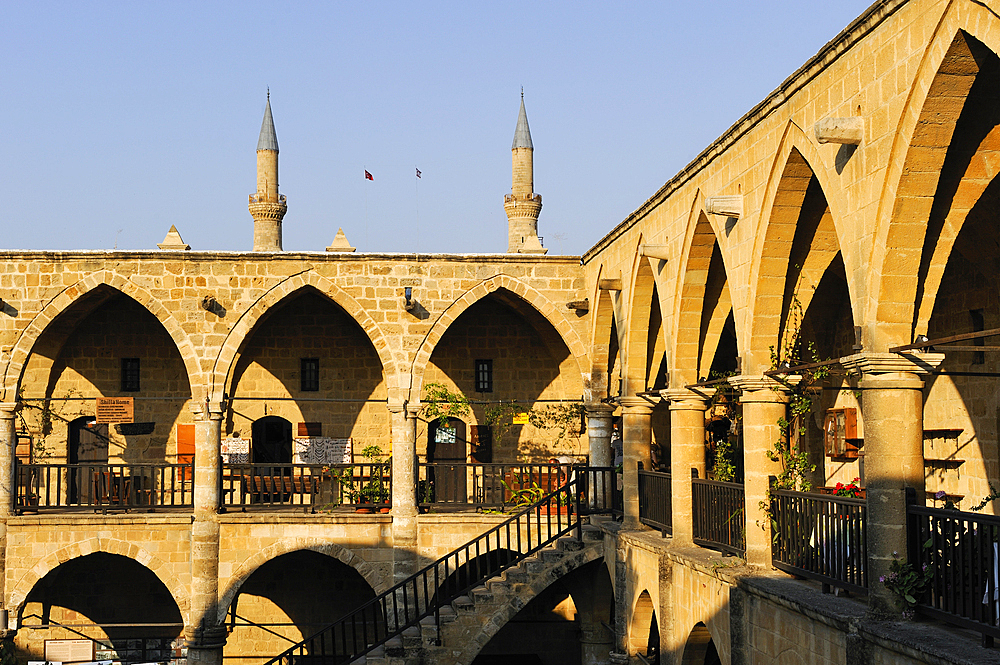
top-left (355, 506), bottom-right (374, 514)
top-left (379, 507), bottom-right (390, 514)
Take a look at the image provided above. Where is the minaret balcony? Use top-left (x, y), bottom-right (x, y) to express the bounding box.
top-left (249, 193), bottom-right (287, 204)
top-left (504, 193), bottom-right (542, 204)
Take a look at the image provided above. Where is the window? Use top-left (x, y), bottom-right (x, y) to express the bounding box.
top-left (475, 359), bottom-right (493, 393)
top-left (121, 358), bottom-right (140, 392)
top-left (301, 358), bottom-right (320, 391)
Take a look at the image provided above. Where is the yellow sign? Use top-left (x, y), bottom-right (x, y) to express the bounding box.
top-left (95, 397), bottom-right (134, 424)
top-left (512, 412), bottom-right (530, 425)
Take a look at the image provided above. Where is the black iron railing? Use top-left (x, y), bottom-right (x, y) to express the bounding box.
top-left (692, 472), bottom-right (744, 556)
top-left (221, 463), bottom-right (390, 513)
top-left (771, 487), bottom-right (867, 594)
top-left (14, 462), bottom-right (194, 513)
top-left (263, 470), bottom-right (614, 665)
top-left (416, 462), bottom-right (573, 510)
top-left (907, 490), bottom-right (1000, 645)
top-left (637, 464), bottom-right (671, 535)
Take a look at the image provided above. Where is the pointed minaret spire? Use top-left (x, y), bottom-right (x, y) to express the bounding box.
top-left (504, 92), bottom-right (546, 254)
top-left (249, 91), bottom-right (287, 251)
top-left (512, 92), bottom-right (533, 150)
top-left (257, 90), bottom-right (279, 152)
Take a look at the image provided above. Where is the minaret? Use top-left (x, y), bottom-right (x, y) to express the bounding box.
top-left (504, 93), bottom-right (547, 254)
top-left (249, 92), bottom-right (287, 251)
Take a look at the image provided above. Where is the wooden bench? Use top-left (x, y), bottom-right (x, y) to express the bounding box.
top-left (240, 474), bottom-right (320, 504)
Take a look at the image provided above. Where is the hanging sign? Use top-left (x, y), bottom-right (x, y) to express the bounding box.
top-left (95, 397), bottom-right (134, 424)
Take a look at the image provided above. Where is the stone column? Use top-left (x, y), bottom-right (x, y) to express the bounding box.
top-left (661, 389), bottom-right (712, 546)
top-left (187, 401), bottom-right (225, 665)
top-left (0, 403), bottom-right (16, 617)
top-left (619, 397), bottom-right (653, 529)
top-left (729, 377), bottom-right (790, 567)
top-left (841, 353), bottom-right (943, 615)
top-left (586, 404), bottom-right (615, 509)
top-left (389, 401), bottom-right (419, 583)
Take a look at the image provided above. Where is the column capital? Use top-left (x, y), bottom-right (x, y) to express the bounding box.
top-left (728, 375), bottom-right (799, 403)
top-left (840, 352), bottom-right (945, 376)
top-left (618, 396), bottom-right (654, 414)
top-left (584, 403), bottom-right (615, 417)
top-left (660, 388), bottom-right (714, 410)
top-left (189, 401), bottom-right (224, 421)
top-left (0, 402), bottom-right (17, 419)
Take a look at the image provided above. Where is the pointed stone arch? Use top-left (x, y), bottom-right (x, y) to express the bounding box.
top-left (216, 539), bottom-right (385, 624)
top-left (672, 196), bottom-right (735, 386)
top-left (3, 271), bottom-right (200, 402)
top-left (627, 589), bottom-right (658, 658)
top-left (747, 138), bottom-right (850, 371)
top-left (8, 537), bottom-right (189, 623)
top-left (213, 271), bottom-right (398, 403)
top-left (870, 6), bottom-right (1000, 349)
top-left (624, 237), bottom-right (658, 396)
top-left (408, 274), bottom-right (587, 403)
top-left (588, 264), bottom-right (617, 403)
top-left (451, 543), bottom-right (604, 665)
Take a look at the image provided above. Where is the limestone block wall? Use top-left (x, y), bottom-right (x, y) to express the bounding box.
top-left (4, 515), bottom-right (194, 625)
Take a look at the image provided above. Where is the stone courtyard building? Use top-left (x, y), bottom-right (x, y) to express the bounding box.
top-left (5, 0), bottom-right (1000, 663)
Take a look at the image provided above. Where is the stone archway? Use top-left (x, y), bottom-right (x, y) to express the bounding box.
top-left (3, 272), bottom-right (201, 402)
top-left (409, 274), bottom-right (588, 404)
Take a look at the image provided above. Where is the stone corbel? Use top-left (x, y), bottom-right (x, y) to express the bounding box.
top-left (814, 116), bottom-right (864, 145)
top-left (598, 273), bottom-right (623, 291)
top-left (705, 195), bottom-right (742, 218)
top-left (639, 244), bottom-right (670, 261)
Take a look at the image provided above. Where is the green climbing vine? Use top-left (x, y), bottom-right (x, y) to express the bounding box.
top-left (766, 292), bottom-right (827, 492)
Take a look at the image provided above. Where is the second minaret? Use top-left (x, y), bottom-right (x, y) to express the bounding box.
top-left (249, 92), bottom-right (287, 251)
top-left (504, 94), bottom-right (546, 254)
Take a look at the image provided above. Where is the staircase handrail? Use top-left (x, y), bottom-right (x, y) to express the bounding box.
top-left (263, 467), bottom-right (612, 665)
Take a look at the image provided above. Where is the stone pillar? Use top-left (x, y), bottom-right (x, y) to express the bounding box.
top-left (389, 401), bottom-right (419, 583)
top-left (187, 401), bottom-right (225, 665)
top-left (661, 389), bottom-right (712, 546)
top-left (0, 403), bottom-right (16, 615)
top-left (620, 397), bottom-right (653, 530)
top-left (586, 404), bottom-right (615, 509)
top-left (729, 377), bottom-right (790, 567)
top-left (842, 353), bottom-right (943, 615)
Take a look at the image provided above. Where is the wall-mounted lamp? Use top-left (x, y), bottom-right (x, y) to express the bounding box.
top-left (404, 287), bottom-right (415, 311)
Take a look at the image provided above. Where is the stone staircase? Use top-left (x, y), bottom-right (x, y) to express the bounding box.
top-left (355, 523), bottom-right (605, 665)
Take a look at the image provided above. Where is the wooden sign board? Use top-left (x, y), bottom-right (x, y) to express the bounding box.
top-left (95, 397), bottom-right (134, 424)
top-left (44, 638), bottom-right (95, 663)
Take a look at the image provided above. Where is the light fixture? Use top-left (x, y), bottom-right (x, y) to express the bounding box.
top-left (404, 287), bottom-right (415, 311)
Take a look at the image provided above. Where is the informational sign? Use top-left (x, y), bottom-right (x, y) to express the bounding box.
top-left (294, 437), bottom-right (352, 465)
top-left (95, 397), bottom-right (134, 424)
top-left (44, 638), bottom-right (95, 663)
top-left (221, 436), bottom-right (250, 464)
top-left (512, 412), bottom-right (530, 425)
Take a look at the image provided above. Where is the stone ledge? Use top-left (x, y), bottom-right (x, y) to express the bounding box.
top-left (8, 513), bottom-right (194, 527)
top-left (217, 513), bottom-right (393, 525)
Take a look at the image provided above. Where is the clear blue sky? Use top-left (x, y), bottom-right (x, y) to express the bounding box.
top-left (3, 1), bottom-right (873, 255)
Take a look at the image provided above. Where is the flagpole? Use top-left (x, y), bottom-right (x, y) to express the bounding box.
top-left (364, 166), bottom-right (369, 250)
top-left (414, 167), bottom-right (420, 254)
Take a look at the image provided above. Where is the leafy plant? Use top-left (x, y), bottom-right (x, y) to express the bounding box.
top-left (880, 540), bottom-right (934, 619)
top-left (422, 382), bottom-right (471, 428)
top-left (500, 470), bottom-right (545, 510)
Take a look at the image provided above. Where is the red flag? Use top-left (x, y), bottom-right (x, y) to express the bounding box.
top-left (365, 170), bottom-right (374, 181)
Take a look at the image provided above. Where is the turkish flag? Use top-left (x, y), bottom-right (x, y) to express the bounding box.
top-left (365, 170), bottom-right (374, 181)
